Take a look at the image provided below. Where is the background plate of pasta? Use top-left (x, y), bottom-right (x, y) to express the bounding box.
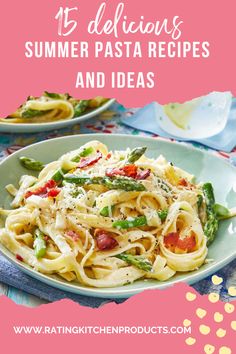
top-left (0, 93), bottom-right (115, 133)
top-left (0, 134), bottom-right (236, 298)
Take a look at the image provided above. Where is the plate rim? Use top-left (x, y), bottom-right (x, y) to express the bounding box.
top-left (0, 243), bottom-right (235, 298)
top-left (0, 133), bottom-right (236, 298)
top-left (0, 99), bottom-right (115, 132)
top-left (1, 132), bottom-right (235, 172)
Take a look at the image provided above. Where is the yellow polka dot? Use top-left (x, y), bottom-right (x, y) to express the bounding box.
top-left (183, 319), bottom-right (191, 327)
top-left (231, 321), bottom-right (236, 330)
top-left (185, 337), bottom-right (196, 345)
top-left (211, 275), bottom-right (223, 285)
top-left (214, 312), bottom-right (224, 323)
top-left (228, 286), bottom-right (236, 297)
top-left (204, 344), bottom-right (215, 354)
top-left (208, 292), bottom-right (220, 303)
top-left (199, 324), bottom-right (211, 335)
top-left (216, 328), bottom-right (226, 338)
top-left (219, 346), bottom-right (231, 354)
top-left (224, 302), bottom-right (235, 314)
top-left (186, 292), bottom-right (197, 301)
top-left (196, 308), bottom-right (207, 319)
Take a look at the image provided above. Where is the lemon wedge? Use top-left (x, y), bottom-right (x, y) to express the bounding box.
top-left (164, 98), bottom-right (200, 130)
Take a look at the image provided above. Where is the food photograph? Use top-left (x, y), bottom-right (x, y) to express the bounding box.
top-left (0, 91), bottom-right (236, 306)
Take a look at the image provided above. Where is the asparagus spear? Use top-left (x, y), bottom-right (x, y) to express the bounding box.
top-left (202, 183), bottom-right (219, 245)
top-left (197, 194), bottom-right (203, 209)
top-left (203, 183), bottom-right (215, 206)
top-left (44, 91), bottom-right (63, 99)
top-left (33, 229), bottom-right (47, 259)
top-left (64, 175), bottom-right (146, 192)
top-left (73, 100), bottom-right (89, 117)
top-left (157, 209), bottom-right (168, 222)
top-left (204, 213), bottom-right (218, 246)
top-left (51, 168), bottom-right (68, 183)
top-left (71, 146), bottom-right (94, 162)
top-left (113, 216), bottom-right (147, 229)
top-left (102, 176), bottom-right (146, 191)
top-left (80, 146), bottom-right (94, 157)
top-left (21, 109), bottom-right (50, 118)
top-left (156, 177), bottom-right (171, 193)
top-left (100, 205), bottom-right (115, 217)
top-left (19, 146), bottom-right (93, 176)
top-left (115, 253), bottom-right (152, 272)
top-left (19, 156), bottom-right (45, 171)
top-left (19, 157), bottom-right (66, 183)
top-left (213, 203), bottom-right (236, 221)
top-left (63, 175), bottom-right (91, 185)
top-left (214, 203), bottom-right (230, 220)
top-left (126, 147), bottom-right (147, 164)
top-left (19, 156), bottom-right (68, 187)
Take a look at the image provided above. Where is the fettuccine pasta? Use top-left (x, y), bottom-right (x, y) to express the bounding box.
top-left (1, 92), bottom-right (109, 124)
top-left (0, 140), bottom-right (231, 288)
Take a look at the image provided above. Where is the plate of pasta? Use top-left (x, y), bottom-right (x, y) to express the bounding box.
top-left (0, 93), bottom-right (115, 133)
top-left (0, 134), bottom-right (236, 298)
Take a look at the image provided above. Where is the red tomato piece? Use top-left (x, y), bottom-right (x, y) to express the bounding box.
top-left (164, 232), bottom-right (196, 252)
top-left (178, 178), bottom-right (188, 187)
top-left (67, 230), bottom-right (80, 241)
top-left (177, 234), bottom-right (196, 251)
top-left (47, 188), bottom-right (61, 198)
top-left (25, 179), bottom-right (59, 199)
top-left (105, 153), bottom-right (112, 160)
top-left (95, 229), bottom-right (118, 251)
top-left (105, 164), bottom-right (137, 178)
top-left (45, 180), bottom-right (57, 189)
top-left (106, 165), bottom-right (150, 180)
top-left (136, 169), bottom-right (151, 180)
top-left (25, 191), bottom-right (37, 199)
top-left (25, 186), bottom-right (47, 199)
top-left (78, 151), bottom-right (103, 169)
top-left (105, 168), bottom-right (126, 177)
top-left (122, 165), bottom-right (138, 178)
top-left (16, 254), bottom-right (24, 262)
top-left (164, 232), bottom-right (179, 248)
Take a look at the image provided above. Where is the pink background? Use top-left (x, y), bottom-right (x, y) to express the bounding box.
top-left (0, 0), bottom-right (236, 116)
top-left (0, 283), bottom-right (235, 353)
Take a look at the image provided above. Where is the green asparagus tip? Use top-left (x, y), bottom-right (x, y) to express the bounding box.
top-left (127, 146), bottom-right (147, 164)
top-left (33, 229), bottom-right (46, 259)
top-left (214, 203), bottom-right (230, 220)
top-left (115, 253), bottom-right (152, 272)
top-left (19, 156), bottom-right (45, 171)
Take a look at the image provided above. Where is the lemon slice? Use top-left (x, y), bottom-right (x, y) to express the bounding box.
top-left (163, 99), bottom-right (199, 130)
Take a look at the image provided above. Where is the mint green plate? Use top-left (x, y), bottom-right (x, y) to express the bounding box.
top-left (0, 134), bottom-right (236, 298)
